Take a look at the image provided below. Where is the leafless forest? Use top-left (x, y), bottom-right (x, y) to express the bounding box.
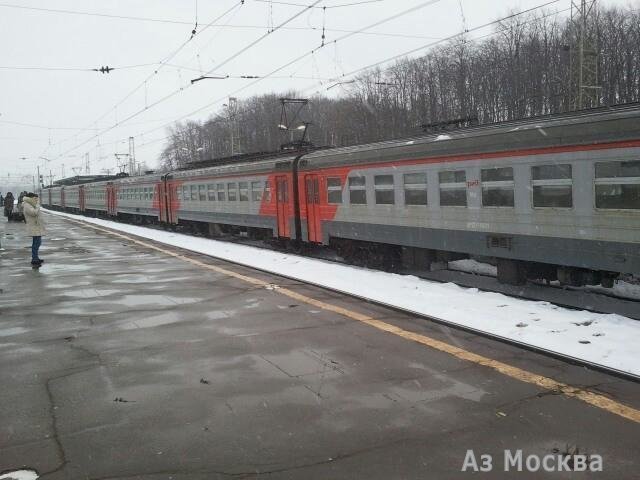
top-left (160, 5), bottom-right (640, 170)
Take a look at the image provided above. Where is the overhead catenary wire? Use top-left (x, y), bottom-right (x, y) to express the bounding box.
top-left (51, 0), bottom-right (563, 173)
top-left (0, 62), bottom-right (158, 73)
top-left (318, 0), bottom-right (561, 90)
top-left (114, 0), bottom-right (450, 139)
top-left (0, 1), bottom-right (443, 41)
top-left (50, 0), bottom-right (324, 164)
top-left (124, 0), bottom-right (566, 160)
top-left (64, 0), bottom-right (455, 166)
top-left (43, 1), bottom-right (246, 158)
top-left (253, 0), bottom-right (385, 9)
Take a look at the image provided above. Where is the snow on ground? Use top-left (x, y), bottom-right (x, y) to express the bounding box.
top-left (0, 470), bottom-right (39, 480)
top-left (449, 259), bottom-right (498, 277)
top-left (45, 210), bottom-right (640, 376)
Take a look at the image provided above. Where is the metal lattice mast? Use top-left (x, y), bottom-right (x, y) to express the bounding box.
top-left (570, 0), bottom-right (600, 110)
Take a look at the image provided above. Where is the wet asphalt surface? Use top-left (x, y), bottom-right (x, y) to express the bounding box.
top-left (0, 214), bottom-right (639, 479)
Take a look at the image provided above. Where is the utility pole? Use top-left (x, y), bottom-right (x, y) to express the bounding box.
top-left (85, 153), bottom-right (90, 175)
top-left (226, 97), bottom-right (239, 155)
top-left (570, 0), bottom-right (600, 110)
top-left (128, 137), bottom-right (136, 175)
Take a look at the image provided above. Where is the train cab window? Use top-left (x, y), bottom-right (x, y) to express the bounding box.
top-left (439, 170), bottom-right (467, 206)
top-left (239, 182), bottom-right (249, 201)
top-left (532, 164), bottom-right (573, 208)
top-left (251, 181), bottom-right (263, 201)
top-left (227, 183), bottom-right (238, 201)
top-left (198, 185), bottom-right (206, 201)
top-left (481, 167), bottom-right (514, 207)
top-left (404, 173), bottom-right (428, 206)
top-left (595, 160), bottom-right (640, 209)
top-left (217, 183), bottom-right (226, 201)
top-left (374, 175), bottom-right (395, 205)
top-left (348, 176), bottom-right (367, 204)
top-left (327, 177), bottom-right (342, 204)
top-left (207, 184), bottom-right (216, 201)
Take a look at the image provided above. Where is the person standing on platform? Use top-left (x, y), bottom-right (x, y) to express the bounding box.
top-left (23, 193), bottom-right (45, 266)
top-left (4, 192), bottom-right (14, 219)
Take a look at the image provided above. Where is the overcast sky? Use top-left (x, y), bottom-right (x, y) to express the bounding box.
top-left (0, 0), bottom-right (633, 188)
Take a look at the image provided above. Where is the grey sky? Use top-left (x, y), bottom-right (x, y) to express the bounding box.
top-left (0, 0), bottom-right (633, 187)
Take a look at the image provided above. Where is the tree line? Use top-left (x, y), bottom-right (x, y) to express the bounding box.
top-left (160, 4), bottom-right (640, 170)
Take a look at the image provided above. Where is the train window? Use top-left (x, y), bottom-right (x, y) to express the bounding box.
top-left (227, 183), bottom-right (238, 201)
top-left (374, 175), bottom-right (395, 205)
top-left (207, 184), bottom-right (216, 201)
top-left (327, 177), bottom-right (342, 204)
top-left (239, 182), bottom-right (249, 201)
top-left (439, 170), bottom-right (467, 207)
top-left (404, 173), bottom-right (428, 206)
top-left (181, 186), bottom-right (188, 201)
top-left (251, 181), bottom-right (262, 201)
top-left (264, 180), bottom-right (271, 203)
top-left (189, 185), bottom-right (197, 201)
top-left (595, 160), bottom-right (640, 209)
top-left (198, 185), bottom-right (206, 201)
top-left (481, 167), bottom-right (514, 207)
top-left (532, 164), bottom-right (573, 208)
top-left (217, 183), bottom-right (226, 201)
top-left (349, 176), bottom-right (367, 204)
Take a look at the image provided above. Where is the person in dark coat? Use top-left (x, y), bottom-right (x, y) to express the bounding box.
top-left (4, 192), bottom-right (14, 219)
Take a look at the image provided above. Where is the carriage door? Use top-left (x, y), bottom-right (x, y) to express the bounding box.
top-left (60, 188), bottom-right (66, 208)
top-left (305, 175), bottom-right (321, 242)
top-left (106, 184), bottom-right (117, 216)
top-left (48, 189), bottom-right (52, 206)
top-left (157, 181), bottom-right (168, 223)
top-left (166, 181), bottom-right (178, 225)
top-left (79, 186), bottom-right (86, 212)
top-left (275, 176), bottom-right (289, 238)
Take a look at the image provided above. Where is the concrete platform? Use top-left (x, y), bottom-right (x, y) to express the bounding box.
top-left (1, 214), bottom-right (639, 479)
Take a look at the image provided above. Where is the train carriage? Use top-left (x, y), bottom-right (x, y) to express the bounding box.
top-left (112, 174), bottom-right (164, 222)
top-left (166, 155), bottom-right (298, 238)
top-left (298, 105), bottom-right (640, 284)
top-left (84, 181), bottom-right (109, 214)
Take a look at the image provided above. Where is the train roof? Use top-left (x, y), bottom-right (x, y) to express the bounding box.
top-left (168, 152), bottom-right (303, 180)
top-left (299, 103), bottom-right (640, 169)
top-left (49, 174), bottom-right (129, 187)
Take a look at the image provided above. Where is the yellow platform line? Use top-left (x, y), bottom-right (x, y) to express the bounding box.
top-left (64, 216), bottom-right (640, 424)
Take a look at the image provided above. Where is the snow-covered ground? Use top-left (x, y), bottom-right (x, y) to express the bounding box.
top-left (45, 210), bottom-right (640, 377)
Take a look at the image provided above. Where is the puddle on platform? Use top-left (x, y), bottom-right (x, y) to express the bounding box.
top-left (62, 288), bottom-right (121, 299)
top-left (121, 311), bottom-right (184, 330)
top-left (0, 327), bottom-right (29, 337)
